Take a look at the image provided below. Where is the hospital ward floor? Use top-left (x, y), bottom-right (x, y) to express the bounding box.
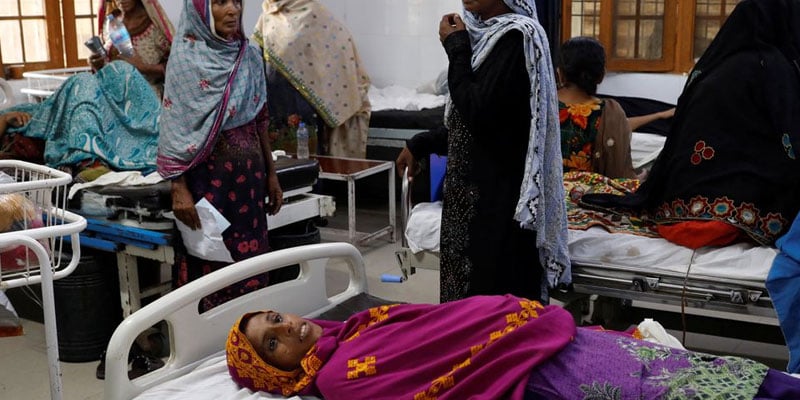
top-left (0, 190), bottom-right (791, 399)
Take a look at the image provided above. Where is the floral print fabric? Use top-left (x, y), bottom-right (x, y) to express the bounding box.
top-left (173, 107), bottom-right (270, 312)
top-left (527, 328), bottom-right (770, 399)
top-left (560, 98), bottom-right (603, 173)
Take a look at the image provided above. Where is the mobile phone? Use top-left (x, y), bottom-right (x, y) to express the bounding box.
top-left (84, 36), bottom-right (107, 57)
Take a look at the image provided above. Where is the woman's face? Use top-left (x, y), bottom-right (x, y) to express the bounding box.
top-left (212, 0), bottom-right (243, 39)
top-left (244, 311), bottom-right (323, 371)
top-left (116, 0), bottom-right (141, 13)
top-left (462, 0), bottom-right (510, 19)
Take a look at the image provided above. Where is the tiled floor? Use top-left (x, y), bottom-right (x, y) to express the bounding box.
top-left (0, 189), bottom-right (790, 399)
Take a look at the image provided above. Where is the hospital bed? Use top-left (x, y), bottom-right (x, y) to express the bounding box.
top-left (101, 242), bottom-right (797, 400)
top-left (68, 156), bottom-right (335, 317)
top-left (103, 242), bottom-right (380, 400)
top-left (396, 73), bottom-right (781, 327)
top-left (395, 134), bottom-right (781, 328)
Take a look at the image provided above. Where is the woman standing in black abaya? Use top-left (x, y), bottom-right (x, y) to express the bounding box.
top-left (396, 0), bottom-right (570, 303)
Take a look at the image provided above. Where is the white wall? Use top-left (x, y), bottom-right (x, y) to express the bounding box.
top-left (161, 0), bottom-right (461, 89)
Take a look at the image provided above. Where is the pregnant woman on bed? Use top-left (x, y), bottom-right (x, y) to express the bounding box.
top-left (224, 294), bottom-right (797, 399)
top-left (394, 0), bottom-right (570, 303)
top-left (157, 0), bottom-right (282, 312)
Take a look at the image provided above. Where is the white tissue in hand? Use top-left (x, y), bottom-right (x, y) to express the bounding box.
top-left (167, 198), bottom-right (234, 263)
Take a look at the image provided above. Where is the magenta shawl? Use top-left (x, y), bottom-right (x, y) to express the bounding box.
top-left (298, 295), bottom-right (575, 399)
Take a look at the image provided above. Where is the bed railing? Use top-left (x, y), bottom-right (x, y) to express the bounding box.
top-left (104, 242), bottom-right (367, 400)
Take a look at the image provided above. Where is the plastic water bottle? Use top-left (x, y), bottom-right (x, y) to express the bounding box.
top-left (106, 15), bottom-right (134, 57)
top-left (296, 122), bottom-right (309, 159)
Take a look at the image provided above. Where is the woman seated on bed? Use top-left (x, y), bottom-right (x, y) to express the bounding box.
top-left (557, 36), bottom-right (674, 180)
top-left (225, 295), bottom-right (795, 399)
top-left (580, 0), bottom-right (800, 249)
top-left (90, 0), bottom-right (174, 99)
top-left (0, 61), bottom-right (161, 178)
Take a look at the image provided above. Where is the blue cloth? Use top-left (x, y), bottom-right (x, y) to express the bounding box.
top-left (4, 61), bottom-right (160, 173)
top-left (766, 211), bottom-right (800, 373)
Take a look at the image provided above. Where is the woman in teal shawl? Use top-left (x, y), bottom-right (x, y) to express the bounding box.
top-left (0, 61), bottom-right (160, 174)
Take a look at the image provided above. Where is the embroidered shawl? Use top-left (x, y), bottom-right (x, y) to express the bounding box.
top-left (251, 0), bottom-right (370, 129)
top-left (227, 295), bottom-right (575, 399)
top-left (451, 0), bottom-right (570, 287)
top-left (157, 0), bottom-right (267, 179)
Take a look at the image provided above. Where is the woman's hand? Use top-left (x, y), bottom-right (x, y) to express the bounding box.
top-left (266, 173), bottom-right (283, 216)
top-left (119, 53), bottom-right (147, 73)
top-left (171, 176), bottom-right (201, 230)
top-left (395, 147), bottom-right (419, 183)
top-left (88, 53), bottom-right (107, 72)
top-left (3, 111), bottom-right (31, 127)
top-left (439, 13), bottom-right (466, 42)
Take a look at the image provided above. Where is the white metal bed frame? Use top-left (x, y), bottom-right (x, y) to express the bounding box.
top-left (103, 242), bottom-right (367, 400)
top-left (0, 160), bottom-right (87, 400)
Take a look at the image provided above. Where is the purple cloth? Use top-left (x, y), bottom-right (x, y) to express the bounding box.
top-left (527, 328), bottom-right (770, 399)
top-left (754, 369), bottom-right (800, 399)
top-left (301, 295), bottom-right (576, 400)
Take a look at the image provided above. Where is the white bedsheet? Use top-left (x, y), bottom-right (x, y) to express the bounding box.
top-left (569, 227), bottom-right (776, 282)
top-left (630, 132), bottom-right (666, 169)
top-left (135, 352), bottom-right (320, 400)
top-left (405, 201), bottom-right (442, 253)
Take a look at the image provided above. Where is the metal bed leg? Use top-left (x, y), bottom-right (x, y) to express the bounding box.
top-left (389, 164), bottom-right (396, 242)
top-left (117, 252), bottom-right (141, 317)
top-left (347, 177), bottom-right (356, 243)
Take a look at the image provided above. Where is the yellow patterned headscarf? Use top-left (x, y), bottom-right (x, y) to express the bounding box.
top-left (225, 312), bottom-right (324, 395)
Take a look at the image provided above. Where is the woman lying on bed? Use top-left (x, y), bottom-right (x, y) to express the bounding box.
top-left (0, 61), bottom-right (160, 179)
top-left (225, 294), bottom-right (796, 399)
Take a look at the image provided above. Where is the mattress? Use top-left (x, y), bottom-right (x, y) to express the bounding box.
top-left (404, 201), bottom-right (776, 284)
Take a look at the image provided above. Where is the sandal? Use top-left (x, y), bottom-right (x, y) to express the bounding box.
top-left (128, 354), bottom-right (165, 379)
top-left (95, 339), bottom-right (166, 380)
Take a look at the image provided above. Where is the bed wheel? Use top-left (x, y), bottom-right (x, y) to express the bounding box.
top-left (730, 290), bottom-right (746, 305)
top-left (632, 277), bottom-right (648, 292)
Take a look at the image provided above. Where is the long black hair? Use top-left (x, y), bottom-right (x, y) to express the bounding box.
top-left (558, 36), bottom-right (605, 96)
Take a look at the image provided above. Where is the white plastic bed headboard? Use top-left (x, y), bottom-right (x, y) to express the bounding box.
top-left (104, 242), bottom-right (367, 400)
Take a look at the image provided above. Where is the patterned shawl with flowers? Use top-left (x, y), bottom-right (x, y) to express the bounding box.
top-left (454, 0), bottom-right (570, 288)
top-left (157, 0), bottom-right (266, 179)
top-left (227, 295), bottom-right (575, 399)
